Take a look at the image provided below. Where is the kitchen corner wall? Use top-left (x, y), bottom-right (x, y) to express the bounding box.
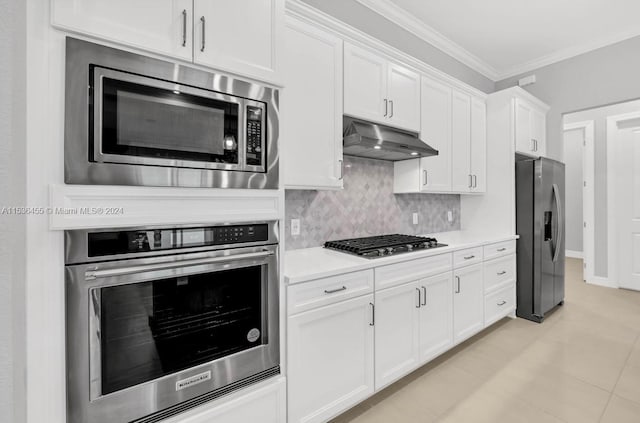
top-left (285, 156), bottom-right (460, 250)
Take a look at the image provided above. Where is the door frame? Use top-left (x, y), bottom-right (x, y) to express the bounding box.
top-left (606, 111), bottom-right (640, 289)
top-left (563, 120), bottom-right (595, 284)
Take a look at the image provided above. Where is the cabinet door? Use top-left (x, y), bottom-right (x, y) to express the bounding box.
top-left (451, 90), bottom-right (472, 192)
top-left (531, 108), bottom-right (546, 157)
top-left (418, 272), bottom-right (454, 363)
top-left (453, 264), bottom-right (484, 343)
top-left (374, 282), bottom-right (420, 390)
top-left (420, 77), bottom-right (452, 192)
top-left (344, 43), bottom-right (388, 125)
top-left (52, 0), bottom-right (193, 60)
top-left (193, 0), bottom-right (283, 83)
top-left (288, 295), bottom-right (374, 423)
top-left (470, 97), bottom-right (487, 193)
top-left (515, 99), bottom-right (534, 155)
top-left (387, 63), bottom-right (421, 132)
top-left (282, 18), bottom-right (343, 190)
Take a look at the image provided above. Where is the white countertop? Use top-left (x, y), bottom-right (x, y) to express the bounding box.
top-left (284, 231), bottom-right (518, 284)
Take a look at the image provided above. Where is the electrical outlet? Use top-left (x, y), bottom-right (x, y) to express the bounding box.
top-left (412, 213), bottom-right (419, 225)
top-left (447, 210), bottom-right (453, 222)
top-left (291, 219), bottom-right (301, 236)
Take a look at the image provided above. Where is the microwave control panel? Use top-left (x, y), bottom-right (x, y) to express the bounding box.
top-left (246, 105), bottom-right (264, 167)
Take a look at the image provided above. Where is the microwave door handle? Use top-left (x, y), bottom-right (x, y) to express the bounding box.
top-left (85, 250), bottom-right (275, 280)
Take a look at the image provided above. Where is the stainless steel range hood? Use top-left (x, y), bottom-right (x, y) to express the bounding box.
top-left (343, 116), bottom-right (438, 161)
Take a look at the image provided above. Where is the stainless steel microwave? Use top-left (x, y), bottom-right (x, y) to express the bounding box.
top-left (64, 38), bottom-right (279, 189)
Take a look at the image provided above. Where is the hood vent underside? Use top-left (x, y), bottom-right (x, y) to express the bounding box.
top-left (342, 116), bottom-right (438, 161)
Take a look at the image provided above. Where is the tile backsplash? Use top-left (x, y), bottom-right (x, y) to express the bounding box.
top-left (285, 156), bottom-right (460, 250)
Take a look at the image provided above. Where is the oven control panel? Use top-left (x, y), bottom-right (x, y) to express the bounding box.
top-left (88, 224), bottom-right (270, 257)
top-left (246, 105), bottom-right (264, 167)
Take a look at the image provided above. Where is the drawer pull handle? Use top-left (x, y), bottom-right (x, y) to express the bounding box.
top-left (497, 271), bottom-right (507, 275)
top-left (464, 255), bottom-right (475, 260)
top-left (324, 286), bottom-right (347, 294)
top-left (497, 300), bottom-right (507, 306)
top-left (497, 248), bottom-right (507, 252)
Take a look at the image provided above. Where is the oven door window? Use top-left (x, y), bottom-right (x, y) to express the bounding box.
top-left (98, 265), bottom-right (265, 395)
top-left (100, 77), bottom-right (240, 166)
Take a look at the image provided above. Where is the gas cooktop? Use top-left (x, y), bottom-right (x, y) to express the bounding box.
top-left (324, 234), bottom-right (447, 259)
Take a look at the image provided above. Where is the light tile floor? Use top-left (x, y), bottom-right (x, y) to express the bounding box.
top-left (330, 259), bottom-right (640, 423)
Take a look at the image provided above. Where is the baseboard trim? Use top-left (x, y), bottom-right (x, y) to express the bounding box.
top-left (565, 250), bottom-right (584, 259)
top-left (586, 276), bottom-right (618, 289)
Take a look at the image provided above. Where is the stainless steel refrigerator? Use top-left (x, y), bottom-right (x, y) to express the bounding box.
top-left (515, 157), bottom-right (565, 323)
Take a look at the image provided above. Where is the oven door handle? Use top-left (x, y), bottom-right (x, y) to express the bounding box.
top-left (85, 250), bottom-right (275, 280)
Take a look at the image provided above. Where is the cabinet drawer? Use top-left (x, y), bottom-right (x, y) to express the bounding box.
top-left (453, 247), bottom-right (483, 268)
top-left (483, 240), bottom-right (516, 261)
top-left (288, 270), bottom-right (374, 315)
top-left (375, 253), bottom-right (452, 290)
top-left (484, 283), bottom-right (516, 327)
top-left (484, 255), bottom-right (516, 293)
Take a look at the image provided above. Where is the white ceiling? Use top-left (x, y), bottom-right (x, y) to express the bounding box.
top-left (357, 0), bottom-right (640, 81)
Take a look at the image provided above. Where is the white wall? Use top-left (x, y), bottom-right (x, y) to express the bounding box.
top-left (0, 0), bottom-right (27, 422)
top-left (564, 99), bottom-right (640, 278)
top-left (300, 0), bottom-right (495, 93)
top-left (563, 128), bottom-right (584, 254)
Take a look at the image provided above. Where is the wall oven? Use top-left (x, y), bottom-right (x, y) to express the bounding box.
top-left (64, 37), bottom-right (279, 189)
top-left (65, 222), bottom-right (279, 423)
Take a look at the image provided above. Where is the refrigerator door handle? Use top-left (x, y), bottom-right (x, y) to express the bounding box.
top-left (552, 183), bottom-right (563, 263)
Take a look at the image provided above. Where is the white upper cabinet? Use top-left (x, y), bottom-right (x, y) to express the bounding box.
top-left (515, 98), bottom-right (547, 157)
top-left (418, 77), bottom-right (452, 192)
top-left (470, 97), bottom-right (487, 193)
top-left (451, 89), bottom-right (472, 192)
top-left (387, 63), bottom-right (421, 131)
top-left (53, 0), bottom-right (284, 84)
top-left (193, 0), bottom-right (283, 83)
top-left (52, 0), bottom-right (194, 61)
top-left (344, 43), bottom-right (388, 124)
top-left (344, 43), bottom-right (420, 132)
top-left (282, 17), bottom-right (343, 190)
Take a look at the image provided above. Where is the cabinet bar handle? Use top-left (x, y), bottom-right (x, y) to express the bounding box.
top-left (416, 287), bottom-right (421, 308)
top-left (369, 302), bottom-right (375, 326)
top-left (389, 100), bottom-right (394, 118)
top-left (473, 174), bottom-right (477, 188)
top-left (497, 300), bottom-right (507, 306)
top-left (338, 159), bottom-right (343, 180)
top-left (464, 255), bottom-right (475, 260)
top-left (324, 286), bottom-right (347, 294)
top-left (497, 271), bottom-right (507, 276)
top-left (423, 170), bottom-right (428, 186)
top-left (200, 16), bottom-right (206, 52)
top-left (531, 139), bottom-right (535, 151)
top-left (181, 9), bottom-right (187, 47)
top-left (497, 247), bottom-right (507, 252)
top-left (455, 276), bottom-right (461, 293)
top-left (421, 286), bottom-right (427, 306)
top-left (384, 99), bottom-right (388, 117)
top-left (468, 174), bottom-right (473, 188)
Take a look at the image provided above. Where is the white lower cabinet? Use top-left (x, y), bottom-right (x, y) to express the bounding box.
top-left (374, 282), bottom-right (421, 390)
top-left (163, 377), bottom-right (286, 423)
top-left (453, 263), bottom-right (485, 343)
top-left (288, 295), bottom-right (375, 423)
top-left (418, 272), bottom-right (454, 362)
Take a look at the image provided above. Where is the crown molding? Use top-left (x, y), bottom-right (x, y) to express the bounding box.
top-left (285, 0), bottom-right (488, 98)
top-left (355, 0), bottom-right (500, 81)
top-left (356, 0), bottom-right (640, 82)
top-left (497, 26), bottom-right (640, 80)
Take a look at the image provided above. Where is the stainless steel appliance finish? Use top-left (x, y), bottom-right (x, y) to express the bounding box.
top-left (515, 157), bottom-right (565, 323)
top-left (64, 37), bottom-right (279, 189)
top-left (65, 222), bottom-right (280, 423)
top-left (343, 116), bottom-right (438, 161)
top-left (324, 234), bottom-right (446, 258)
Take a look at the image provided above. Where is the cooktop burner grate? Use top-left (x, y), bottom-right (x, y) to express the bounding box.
top-left (324, 234), bottom-right (447, 258)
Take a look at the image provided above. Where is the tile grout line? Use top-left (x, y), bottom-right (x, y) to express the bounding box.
top-left (597, 332), bottom-right (640, 422)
